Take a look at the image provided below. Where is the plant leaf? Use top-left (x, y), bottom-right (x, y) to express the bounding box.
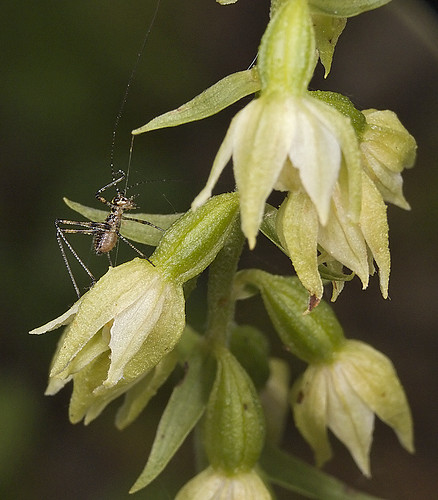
top-left (132, 68), bottom-right (261, 134)
top-left (260, 445), bottom-right (383, 500)
top-left (130, 344), bottom-right (216, 493)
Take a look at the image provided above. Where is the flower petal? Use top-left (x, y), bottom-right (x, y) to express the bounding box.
top-left (289, 98), bottom-right (342, 225)
top-left (29, 301), bottom-right (80, 335)
top-left (191, 117), bottom-right (236, 210)
top-left (276, 192), bottom-right (323, 298)
top-left (360, 172), bottom-right (390, 298)
top-left (307, 97), bottom-right (362, 222)
top-left (318, 186), bottom-right (370, 289)
top-left (326, 361), bottom-right (374, 476)
top-left (175, 467), bottom-right (271, 500)
top-left (233, 95), bottom-right (297, 248)
top-left (105, 274), bottom-right (166, 386)
top-left (340, 341), bottom-right (414, 454)
top-left (291, 366), bottom-right (332, 467)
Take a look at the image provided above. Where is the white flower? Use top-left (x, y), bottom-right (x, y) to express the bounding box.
top-left (291, 339), bottom-right (414, 476)
top-left (193, 90), bottom-right (361, 249)
top-left (175, 467), bottom-right (272, 500)
top-left (30, 258), bottom-right (185, 423)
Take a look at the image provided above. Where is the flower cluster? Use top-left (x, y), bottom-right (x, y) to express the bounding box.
top-left (32, 0), bottom-right (417, 497)
top-left (136, 0), bottom-right (416, 301)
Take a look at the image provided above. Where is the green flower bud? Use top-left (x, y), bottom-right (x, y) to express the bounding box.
top-left (309, 0), bottom-right (391, 17)
top-left (291, 339), bottom-right (414, 476)
top-left (203, 348), bottom-right (265, 473)
top-left (360, 109), bottom-right (416, 209)
top-left (153, 192), bottom-right (240, 284)
top-left (236, 270), bottom-right (345, 363)
top-left (258, 0), bottom-right (316, 94)
top-left (176, 466), bottom-right (271, 500)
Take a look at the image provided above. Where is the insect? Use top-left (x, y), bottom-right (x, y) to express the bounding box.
top-left (56, 169), bottom-right (162, 298)
top-left (56, 0), bottom-right (163, 298)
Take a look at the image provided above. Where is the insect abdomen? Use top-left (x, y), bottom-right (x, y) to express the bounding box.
top-left (94, 230), bottom-right (118, 254)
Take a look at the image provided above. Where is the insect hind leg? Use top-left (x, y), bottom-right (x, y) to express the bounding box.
top-left (55, 219), bottom-right (97, 298)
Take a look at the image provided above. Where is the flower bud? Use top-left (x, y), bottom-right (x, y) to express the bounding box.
top-left (236, 270), bottom-right (345, 363)
top-left (258, 0), bottom-right (316, 94)
top-left (153, 192), bottom-right (240, 283)
top-left (203, 348), bottom-right (265, 473)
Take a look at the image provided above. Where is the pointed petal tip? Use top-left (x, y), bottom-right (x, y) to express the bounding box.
top-left (247, 236), bottom-right (257, 250)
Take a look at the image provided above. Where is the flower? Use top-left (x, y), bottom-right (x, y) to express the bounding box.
top-left (192, 92), bottom-right (361, 250)
top-left (276, 170), bottom-right (390, 300)
top-left (192, 0), bottom-right (362, 249)
top-left (360, 108), bottom-right (417, 210)
top-left (31, 258), bottom-right (185, 423)
top-left (291, 339), bottom-right (414, 477)
top-left (175, 466), bottom-right (272, 500)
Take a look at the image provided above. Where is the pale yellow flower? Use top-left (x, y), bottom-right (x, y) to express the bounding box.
top-left (291, 339), bottom-right (414, 476)
top-left (176, 467), bottom-right (271, 500)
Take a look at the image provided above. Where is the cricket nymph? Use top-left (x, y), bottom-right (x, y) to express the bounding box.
top-left (93, 194), bottom-right (137, 255)
top-left (56, 170), bottom-right (161, 298)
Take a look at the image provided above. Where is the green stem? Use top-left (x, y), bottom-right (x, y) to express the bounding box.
top-left (205, 217), bottom-right (244, 346)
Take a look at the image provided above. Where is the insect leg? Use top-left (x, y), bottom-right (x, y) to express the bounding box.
top-left (116, 231), bottom-right (155, 266)
top-left (121, 216), bottom-right (164, 232)
top-left (55, 219), bottom-right (98, 297)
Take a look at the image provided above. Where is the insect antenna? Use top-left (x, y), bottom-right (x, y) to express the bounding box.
top-left (56, 1), bottom-right (163, 297)
top-left (109, 0), bottom-right (162, 184)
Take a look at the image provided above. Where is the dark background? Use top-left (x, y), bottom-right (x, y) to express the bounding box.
top-left (1, 0), bottom-right (437, 498)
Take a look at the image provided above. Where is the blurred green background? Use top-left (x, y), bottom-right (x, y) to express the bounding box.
top-left (2, 0), bottom-right (437, 498)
